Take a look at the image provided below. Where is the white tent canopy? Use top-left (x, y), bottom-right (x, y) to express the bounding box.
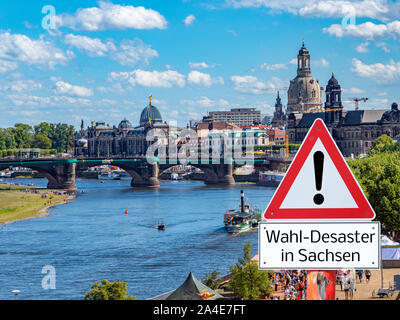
top-left (381, 235), bottom-right (400, 260)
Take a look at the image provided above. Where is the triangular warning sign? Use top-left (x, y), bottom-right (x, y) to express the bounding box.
top-left (264, 118), bottom-right (375, 220)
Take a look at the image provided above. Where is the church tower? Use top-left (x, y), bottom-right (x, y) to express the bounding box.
top-left (324, 72), bottom-right (342, 124)
top-left (287, 39), bottom-right (322, 114)
top-left (297, 39), bottom-right (311, 77)
top-left (272, 91), bottom-right (285, 127)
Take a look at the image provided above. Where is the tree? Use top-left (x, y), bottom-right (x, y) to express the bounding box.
top-left (368, 134), bottom-right (393, 155)
top-left (84, 280), bottom-right (136, 300)
top-left (4, 128), bottom-right (17, 149)
top-left (34, 122), bottom-right (52, 137)
top-left (348, 150), bottom-right (400, 231)
top-left (12, 123), bottom-right (33, 148)
top-left (32, 134), bottom-right (52, 149)
top-left (228, 242), bottom-right (272, 300)
top-left (202, 270), bottom-right (220, 290)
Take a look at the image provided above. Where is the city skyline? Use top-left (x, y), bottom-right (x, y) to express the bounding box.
top-left (0, 0), bottom-right (399, 128)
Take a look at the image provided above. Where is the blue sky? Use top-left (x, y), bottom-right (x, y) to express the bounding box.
top-left (0, 0), bottom-right (399, 129)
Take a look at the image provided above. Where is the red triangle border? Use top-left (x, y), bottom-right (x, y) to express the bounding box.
top-left (264, 118), bottom-right (376, 220)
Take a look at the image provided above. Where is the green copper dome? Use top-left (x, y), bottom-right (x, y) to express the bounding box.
top-left (140, 103), bottom-right (162, 126)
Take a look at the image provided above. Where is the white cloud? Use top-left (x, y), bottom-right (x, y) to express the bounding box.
top-left (260, 62), bottom-right (287, 70)
top-left (189, 62), bottom-right (212, 69)
top-left (369, 97), bottom-right (389, 108)
top-left (0, 31), bottom-right (73, 72)
top-left (56, 1), bottom-right (168, 31)
top-left (54, 80), bottom-right (93, 97)
top-left (110, 69), bottom-right (224, 88)
top-left (342, 87), bottom-right (365, 94)
top-left (184, 14), bottom-right (196, 26)
top-left (110, 69), bottom-right (186, 88)
top-left (0, 80), bottom-right (42, 92)
top-left (230, 75), bottom-right (280, 94)
top-left (64, 35), bottom-right (158, 66)
top-left (313, 58), bottom-right (330, 67)
top-left (112, 39), bottom-right (159, 66)
top-left (181, 96), bottom-right (229, 108)
top-left (298, 0), bottom-right (391, 20)
top-left (356, 42), bottom-right (370, 53)
top-left (351, 58), bottom-right (400, 84)
top-left (0, 60), bottom-right (18, 73)
top-left (323, 21), bottom-right (400, 41)
top-left (187, 71), bottom-right (224, 87)
top-left (376, 41), bottom-right (390, 52)
top-left (227, 0), bottom-right (400, 21)
top-left (64, 34), bottom-right (115, 57)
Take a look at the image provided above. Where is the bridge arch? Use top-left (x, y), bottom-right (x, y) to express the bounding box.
top-left (0, 162), bottom-right (76, 191)
top-left (76, 162), bottom-right (160, 188)
top-left (158, 162), bottom-right (235, 185)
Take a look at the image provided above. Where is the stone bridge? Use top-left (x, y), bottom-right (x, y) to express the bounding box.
top-left (0, 156), bottom-right (292, 191)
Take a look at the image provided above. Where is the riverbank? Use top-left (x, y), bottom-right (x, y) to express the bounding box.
top-left (0, 184), bottom-right (74, 224)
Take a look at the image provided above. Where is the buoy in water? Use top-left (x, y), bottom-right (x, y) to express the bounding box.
top-left (125, 209), bottom-right (128, 215)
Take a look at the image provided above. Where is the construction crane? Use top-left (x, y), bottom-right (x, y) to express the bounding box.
top-left (353, 97), bottom-right (369, 110)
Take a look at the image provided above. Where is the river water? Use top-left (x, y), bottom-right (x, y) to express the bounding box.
top-left (0, 178), bottom-right (275, 300)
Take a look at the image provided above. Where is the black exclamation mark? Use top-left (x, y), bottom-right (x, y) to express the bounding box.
top-left (313, 151), bottom-right (324, 205)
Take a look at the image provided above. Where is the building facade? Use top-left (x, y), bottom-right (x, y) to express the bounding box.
top-left (287, 70), bottom-right (400, 157)
top-left (203, 108), bottom-right (261, 127)
top-left (75, 100), bottom-right (169, 157)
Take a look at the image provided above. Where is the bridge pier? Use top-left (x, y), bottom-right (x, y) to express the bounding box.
top-left (129, 163), bottom-right (160, 188)
top-left (43, 163), bottom-right (77, 192)
top-left (203, 163), bottom-right (235, 186)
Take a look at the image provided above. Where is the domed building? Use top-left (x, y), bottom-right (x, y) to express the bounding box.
top-left (286, 65), bottom-right (400, 158)
top-left (118, 118), bottom-right (133, 130)
top-left (76, 96), bottom-right (170, 157)
top-left (140, 99), bottom-right (163, 126)
top-left (287, 40), bottom-right (323, 114)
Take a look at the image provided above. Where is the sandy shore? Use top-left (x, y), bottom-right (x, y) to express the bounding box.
top-left (36, 195), bottom-right (75, 218)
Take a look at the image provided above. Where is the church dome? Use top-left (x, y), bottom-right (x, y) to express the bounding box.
top-left (118, 118), bottom-right (132, 130)
top-left (327, 73), bottom-right (340, 87)
top-left (140, 103), bottom-right (162, 126)
top-left (288, 76), bottom-right (322, 111)
top-left (287, 40), bottom-right (322, 113)
top-left (298, 44), bottom-right (309, 56)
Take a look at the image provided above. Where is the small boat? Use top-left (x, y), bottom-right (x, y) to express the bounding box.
top-left (171, 173), bottom-right (182, 181)
top-left (224, 190), bottom-right (262, 234)
top-left (98, 172), bottom-right (119, 180)
top-left (115, 170), bottom-right (131, 181)
top-left (258, 171), bottom-right (285, 187)
top-left (156, 220), bottom-right (166, 231)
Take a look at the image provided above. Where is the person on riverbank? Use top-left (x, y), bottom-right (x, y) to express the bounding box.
top-left (338, 272), bottom-right (344, 290)
top-left (348, 272), bottom-right (355, 300)
top-left (365, 270), bottom-right (371, 283)
top-left (357, 269), bottom-right (363, 283)
top-left (343, 272), bottom-right (350, 300)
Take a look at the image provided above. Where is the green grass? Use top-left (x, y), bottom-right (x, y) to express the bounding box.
top-left (0, 185), bottom-right (70, 224)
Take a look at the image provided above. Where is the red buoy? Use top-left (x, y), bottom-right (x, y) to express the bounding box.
top-left (125, 209), bottom-right (128, 215)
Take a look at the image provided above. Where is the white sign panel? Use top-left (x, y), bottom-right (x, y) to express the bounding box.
top-left (259, 222), bottom-right (380, 270)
